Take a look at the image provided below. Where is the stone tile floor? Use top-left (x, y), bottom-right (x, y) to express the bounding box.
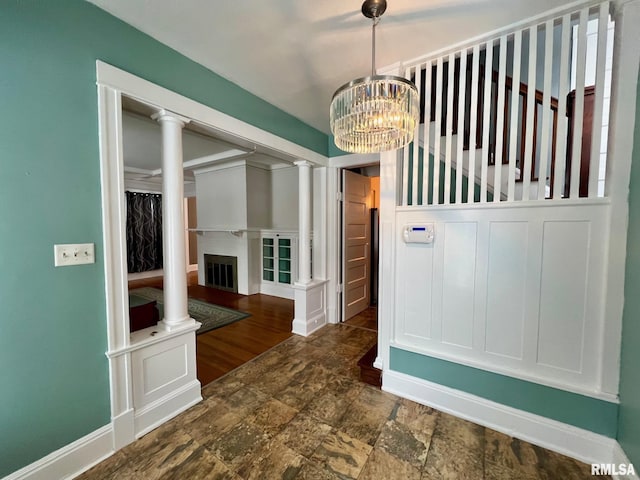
top-left (78, 324), bottom-right (605, 479)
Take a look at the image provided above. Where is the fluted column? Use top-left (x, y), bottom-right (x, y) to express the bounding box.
top-left (152, 109), bottom-right (191, 329)
top-left (295, 160), bottom-right (312, 284)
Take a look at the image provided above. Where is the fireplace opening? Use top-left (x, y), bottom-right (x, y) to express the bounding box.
top-left (204, 254), bottom-right (238, 293)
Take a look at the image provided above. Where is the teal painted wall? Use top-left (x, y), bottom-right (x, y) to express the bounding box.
top-left (390, 348), bottom-right (619, 437)
top-left (405, 146), bottom-right (489, 205)
top-left (617, 74), bottom-right (640, 467)
top-left (328, 136), bottom-right (349, 157)
top-left (0, 1), bottom-right (327, 476)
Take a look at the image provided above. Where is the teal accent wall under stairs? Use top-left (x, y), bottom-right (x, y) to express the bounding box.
top-left (405, 146), bottom-right (492, 205)
top-left (390, 347), bottom-right (619, 437)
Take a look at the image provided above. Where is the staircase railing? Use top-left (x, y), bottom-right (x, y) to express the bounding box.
top-left (399, 1), bottom-right (612, 206)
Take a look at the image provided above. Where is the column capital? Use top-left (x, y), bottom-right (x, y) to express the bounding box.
top-left (151, 109), bottom-right (190, 127)
top-left (294, 160), bottom-right (313, 168)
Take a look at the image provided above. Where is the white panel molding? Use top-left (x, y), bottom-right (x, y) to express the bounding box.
top-left (292, 280), bottom-right (328, 336)
top-left (3, 425), bottom-right (113, 480)
top-left (392, 202), bottom-right (615, 400)
top-left (383, 370), bottom-right (617, 466)
top-left (134, 380), bottom-right (202, 438)
top-left (485, 222), bottom-right (528, 359)
top-left (441, 222), bottom-right (477, 348)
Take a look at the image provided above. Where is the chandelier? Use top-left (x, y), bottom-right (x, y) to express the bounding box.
top-left (330, 0), bottom-right (419, 154)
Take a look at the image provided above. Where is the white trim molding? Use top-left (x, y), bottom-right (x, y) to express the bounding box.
top-left (3, 425), bottom-right (113, 480)
top-left (600, 0), bottom-right (640, 395)
top-left (96, 61), bottom-right (330, 473)
top-left (383, 369), bottom-right (618, 466)
top-left (96, 61), bottom-right (328, 168)
top-left (612, 443), bottom-right (639, 480)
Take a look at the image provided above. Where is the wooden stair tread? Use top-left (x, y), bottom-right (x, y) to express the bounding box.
top-left (358, 344), bottom-right (382, 388)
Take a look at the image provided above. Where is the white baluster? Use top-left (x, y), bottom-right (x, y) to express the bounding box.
top-left (507, 30), bottom-right (522, 202)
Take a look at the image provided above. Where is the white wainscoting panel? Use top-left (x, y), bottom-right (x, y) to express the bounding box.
top-left (130, 331), bottom-right (201, 436)
top-left (485, 221), bottom-right (528, 359)
top-left (132, 336), bottom-right (192, 407)
top-left (537, 221), bottom-right (590, 373)
top-left (396, 242), bottom-right (434, 342)
top-left (441, 222), bottom-right (477, 348)
top-left (393, 201), bottom-right (612, 399)
top-left (141, 345), bottom-right (188, 398)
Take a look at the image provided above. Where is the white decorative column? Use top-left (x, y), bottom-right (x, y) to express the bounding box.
top-left (152, 109), bottom-right (194, 330)
top-left (292, 160), bottom-right (327, 336)
top-left (295, 160), bottom-right (312, 284)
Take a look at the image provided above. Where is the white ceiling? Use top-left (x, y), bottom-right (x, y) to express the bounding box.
top-left (91, 0), bottom-right (577, 134)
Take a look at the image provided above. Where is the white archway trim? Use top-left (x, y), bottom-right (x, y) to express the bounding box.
top-left (96, 61), bottom-right (330, 450)
top-left (97, 61), bottom-right (328, 167)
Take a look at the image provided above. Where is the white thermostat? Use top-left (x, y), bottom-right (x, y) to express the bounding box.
top-left (403, 224), bottom-right (435, 244)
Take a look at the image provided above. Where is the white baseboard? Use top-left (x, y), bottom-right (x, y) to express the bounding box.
top-left (111, 409), bottom-right (135, 451)
top-left (292, 312), bottom-right (326, 337)
top-left (134, 380), bottom-right (202, 438)
top-left (260, 283), bottom-right (294, 300)
top-left (383, 370), bottom-right (617, 465)
top-left (3, 425), bottom-right (113, 480)
top-left (612, 442), bottom-right (639, 480)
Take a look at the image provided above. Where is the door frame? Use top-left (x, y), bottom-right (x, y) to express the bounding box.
top-left (327, 154), bottom-right (381, 324)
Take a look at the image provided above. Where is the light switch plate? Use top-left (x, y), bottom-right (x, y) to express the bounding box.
top-left (54, 243), bottom-right (95, 267)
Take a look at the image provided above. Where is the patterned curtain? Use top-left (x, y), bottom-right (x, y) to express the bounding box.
top-left (126, 191), bottom-right (163, 273)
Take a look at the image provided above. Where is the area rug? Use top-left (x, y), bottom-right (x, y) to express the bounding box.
top-left (129, 287), bottom-right (250, 335)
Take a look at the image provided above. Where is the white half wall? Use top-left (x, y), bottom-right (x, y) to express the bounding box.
top-left (392, 200), bottom-right (614, 400)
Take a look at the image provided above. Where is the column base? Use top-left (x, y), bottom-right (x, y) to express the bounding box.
top-left (159, 317), bottom-right (199, 332)
top-left (292, 280), bottom-right (328, 337)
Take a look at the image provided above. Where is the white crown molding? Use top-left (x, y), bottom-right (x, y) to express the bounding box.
top-left (192, 159), bottom-right (248, 175)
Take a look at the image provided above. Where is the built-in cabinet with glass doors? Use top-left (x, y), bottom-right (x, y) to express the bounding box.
top-left (261, 232), bottom-right (297, 299)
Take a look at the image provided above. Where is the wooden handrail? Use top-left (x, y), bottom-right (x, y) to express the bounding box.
top-left (493, 70), bottom-right (559, 111)
top-left (419, 59), bottom-right (573, 198)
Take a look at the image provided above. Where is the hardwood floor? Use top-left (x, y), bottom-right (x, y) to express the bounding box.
top-left (128, 272), bottom-right (293, 387)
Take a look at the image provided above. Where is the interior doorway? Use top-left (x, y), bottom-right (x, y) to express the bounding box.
top-left (340, 166), bottom-right (380, 329)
